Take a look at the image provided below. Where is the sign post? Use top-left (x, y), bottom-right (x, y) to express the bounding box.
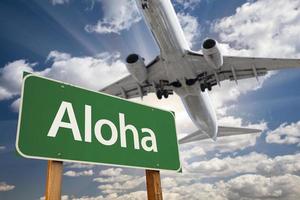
top-left (145, 170), bottom-right (163, 200)
top-left (45, 161), bottom-right (63, 200)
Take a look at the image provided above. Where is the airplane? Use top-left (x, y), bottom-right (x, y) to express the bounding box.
top-left (100, 0), bottom-right (300, 144)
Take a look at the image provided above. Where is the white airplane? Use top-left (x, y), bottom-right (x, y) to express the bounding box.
top-left (100, 0), bottom-right (300, 144)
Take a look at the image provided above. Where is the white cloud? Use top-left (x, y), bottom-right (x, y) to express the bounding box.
top-left (112, 191), bottom-right (146, 200)
top-left (188, 152), bottom-right (300, 177)
top-left (0, 60), bottom-right (34, 100)
top-left (181, 145), bottom-right (206, 162)
top-left (0, 146), bottom-right (5, 151)
top-left (266, 121), bottom-right (300, 145)
top-left (213, 0), bottom-right (300, 58)
top-left (93, 168), bottom-right (144, 195)
top-left (71, 191), bottom-right (146, 200)
top-left (39, 51), bottom-right (128, 90)
top-left (64, 162), bottom-right (95, 169)
top-left (160, 173), bottom-right (300, 200)
top-left (40, 195), bottom-right (69, 200)
top-left (175, 0), bottom-right (201, 10)
top-left (210, 78), bottom-right (261, 110)
top-left (98, 168), bottom-right (123, 177)
top-left (0, 182), bottom-right (15, 192)
top-left (85, 0), bottom-right (141, 34)
top-left (222, 174), bottom-right (300, 200)
top-left (64, 170), bottom-right (93, 177)
top-left (177, 12), bottom-right (200, 48)
top-left (47, 50), bottom-right (71, 62)
top-left (49, 153), bottom-right (300, 199)
top-left (50, 0), bottom-right (69, 6)
top-left (97, 176), bottom-right (144, 194)
top-left (71, 195), bottom-right (105, 200)
top-left (256, 153), bottom-right (300, 176)
top-left (93, 174), bottom-right (133, 184)
top-left (10, 98), bottom-right (20, 112)
top-left (0, 51), bottom-right (128, 111)
top-left (71, 173), bottom-right (300, 200)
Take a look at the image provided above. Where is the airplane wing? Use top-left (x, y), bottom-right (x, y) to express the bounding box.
top-left (99, 56), bottom-right (167, 99)
top-left (187, 50), bottom-right (300, 87)
top-left (179, 126), bottom-right (261, 144)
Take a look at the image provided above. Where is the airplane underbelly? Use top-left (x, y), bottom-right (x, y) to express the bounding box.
top-left (175, 85), bottom-right (218, 139)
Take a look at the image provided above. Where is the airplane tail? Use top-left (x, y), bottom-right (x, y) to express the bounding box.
top-left (179, 126), bottom-right (261, 144)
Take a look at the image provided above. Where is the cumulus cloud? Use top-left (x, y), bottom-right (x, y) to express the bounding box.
top-left (188, 152), bottom-right (300, 177)
top-left (85, 0), bottom-right (141, 34)
top-left (10, 98), bottom-right (20, 112)
top-left (40, 51), bottom-right (128, 90)
top-left (0, 60), bottom-right (34, 100)
top-left (0, 182), bottom-right (15, 192)
top-left (98, 168), bottom-right (123, 177)
top-left (266, 121), bottom-right (300, 145)
top-left (93, 174), bottom-right (133, 184)
top-left (64, 162), bottom-right (95, 169)
top-left (206, 0), bottom-right (300, 111)
top-left (50, 0), bottom-right (69, 6)
top-left (47, 50), bottom-right (71, 62)
top-left (0, 51), bottom-right (128, 111)
top-left (71, 191), bottom-right (146, 200)
top-left (175, 0), bottom-right (201, 10)
top-left (161, 174), bottom-right (300, 200)
top-left (64, 170), bottom-right (94, 177)
top-left (177, 12), bottom-right (200, 48)
top-left (97, 176), bottom-right (144, 195)
top-left (213, 0), bottom-right (300, 58)
top-left (66, 173), bottom-right (300, 200)
top-left (93, 168), bottom-right (144, 195)
top-left (210, 75), bottom-right (273, 110)
top-left (222, 174), bottom-right (300, 200)
top-left (40, 195), bottom-right (69, 200)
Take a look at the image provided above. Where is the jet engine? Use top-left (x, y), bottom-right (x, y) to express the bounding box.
top-left (126, 54), bottom-right (147, 83)
top-left (202, 38), bottom-right (223, 69)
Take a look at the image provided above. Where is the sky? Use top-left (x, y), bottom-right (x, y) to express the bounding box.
top-left (0, 0), bottom-right (300, 199)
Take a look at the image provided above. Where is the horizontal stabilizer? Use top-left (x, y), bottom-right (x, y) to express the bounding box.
top-left (179, 126), bottom-right (261, 144)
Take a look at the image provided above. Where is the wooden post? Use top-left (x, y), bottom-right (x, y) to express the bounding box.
top-left (45, 160), bottom-right (63, 200)
top-left (145, 170), bottom-right (163, 200)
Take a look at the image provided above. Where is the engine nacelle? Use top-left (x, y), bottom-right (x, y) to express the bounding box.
top-left (126, 54), bottom-right (147, 83)
top-left (202, 39), bottom-right (223, 69)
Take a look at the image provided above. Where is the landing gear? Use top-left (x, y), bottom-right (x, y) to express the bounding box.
top-left (163, 90), bottom-right (169, 98)
top-left (207, 84), bottom-right (212, 91)
top-left (156, 90), bottom-right (162, 99)
top-left (185, 79), bottom-right (197, 86)
top-left (200, 83), bottom-right (206, 92)
top-left (170, 81), bottom-right (182, 88)
top-left (200, 83), bottom-right (212, 92)
top-left (141, 0), bottom-right (148, 9)
top-left (142, 3), bottom-right (148, 9)
top-left (154, 80), bottom-right (174, 100)
top-left (156, 89), bottom-right (173, 99)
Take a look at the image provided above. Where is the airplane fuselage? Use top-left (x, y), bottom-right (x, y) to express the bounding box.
top-left (136, 0), bottom-right (218, 138)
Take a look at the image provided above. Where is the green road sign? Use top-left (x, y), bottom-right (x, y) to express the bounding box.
top-left (16, 74), bottom-right (181, 171)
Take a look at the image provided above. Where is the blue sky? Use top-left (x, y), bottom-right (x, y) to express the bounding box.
top-left (0, 0), bottom-right (300, 199)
